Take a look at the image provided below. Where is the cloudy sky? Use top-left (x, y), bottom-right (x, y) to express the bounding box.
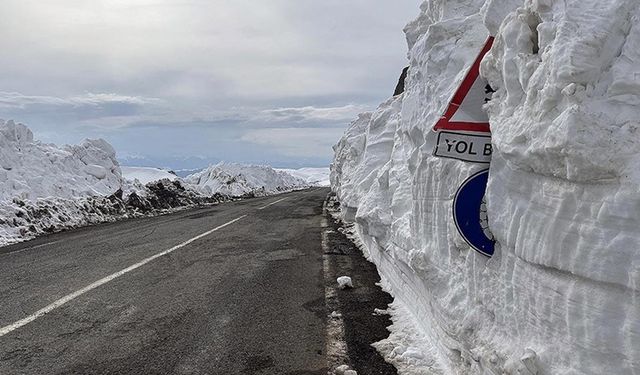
top-left (0, 0), bottom-right (419, 169)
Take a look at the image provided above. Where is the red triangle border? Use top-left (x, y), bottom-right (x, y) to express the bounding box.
top-left (433, 36), bottom-right (494, 133)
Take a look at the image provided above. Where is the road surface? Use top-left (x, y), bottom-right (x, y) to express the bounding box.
top-left (0, 188), bottom-right (395, 374)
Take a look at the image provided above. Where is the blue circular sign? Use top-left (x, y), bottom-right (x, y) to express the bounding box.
top-left (453, 169), bottom-right (495, 257)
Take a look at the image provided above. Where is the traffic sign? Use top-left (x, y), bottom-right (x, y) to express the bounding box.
top-left (433, 37), bottom-right (494, 133)
top-left (453, 169), bottom-right (495, 257)
top-left (433, 131), bottom-right (492, 163)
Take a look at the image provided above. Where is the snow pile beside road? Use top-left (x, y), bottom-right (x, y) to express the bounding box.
top-left (0, 119), bottom-right (125, 245)
top-left (186, 162), bottom-right (308, 197)
top-left (276, 167), bottom-right (330, 187)
top-left (331, 0), bottom-right (640, 374)
top-left (278, 167), bottom-right (330, 187)
top-left (121, 166), bottom-right (178, 185)
top-left (0, 119), bottom-right (122, 201)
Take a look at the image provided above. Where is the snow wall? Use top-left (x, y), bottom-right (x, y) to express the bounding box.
top-left (331, 0), bottom-right (640, 374)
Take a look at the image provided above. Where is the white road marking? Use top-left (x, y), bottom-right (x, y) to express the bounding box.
top-left (257, 197), bottom-right (288, 210)
top-left (321, 199), bottom-right (351, 373)
top-left (0, 215), bottom-right (247, 338)
top-left (0, 240), bottom-right (62, 257)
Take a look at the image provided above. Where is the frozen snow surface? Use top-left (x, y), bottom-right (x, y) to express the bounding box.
top-left (276, 167), bottom-right (331, 187)
top-left (336, 276), bottom-right (353, 289)
top-left (185, 162), bottom-right (308, 197)
top-left (121, 166), bottom-right (178, 185)
top-left (331, 0), bottom-right (640, 374)
top-left (372, 302), bottom-right (440, 375)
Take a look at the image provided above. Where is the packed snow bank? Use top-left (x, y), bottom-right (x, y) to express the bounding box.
top-left (121, 166), bottom-right (178, 185)
top-left (186, 162), bottom-right (308, 197)
top-left (331, 1), bottom-right (640, 374)
top-left (0, 119), bottom-right (124, 245)
top-left (276, 167), bottom-right (330, 187)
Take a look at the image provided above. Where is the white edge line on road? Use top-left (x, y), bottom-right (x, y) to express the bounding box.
top-left (0, 215), bottom-right (247, 338)
top-left (321, 198), bottom-right (351, 373)
top-left (0, 240), bottom-right (62, 257)
top-left (257, 197), bottom-right (288, 210)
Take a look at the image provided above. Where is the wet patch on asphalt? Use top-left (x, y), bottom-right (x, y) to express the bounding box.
top-left (323, 194), bottom-right (398, 375)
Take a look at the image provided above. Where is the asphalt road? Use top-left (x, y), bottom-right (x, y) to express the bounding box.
top-left (0, 188), bottom-right (396, 375)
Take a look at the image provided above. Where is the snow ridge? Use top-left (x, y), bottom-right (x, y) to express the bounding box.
top-left (186, 162), bottom-right (308, 197)
top-left (276, 167), bottom-right (330, 187)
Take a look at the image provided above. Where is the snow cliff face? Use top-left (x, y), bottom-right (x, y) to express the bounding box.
top-left (331, 1), bottom-right (640, 374)
top-left (186, 162), bottom-right (308, 197)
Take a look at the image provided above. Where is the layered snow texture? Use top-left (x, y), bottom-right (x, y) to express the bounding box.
top-left (331, 0), bottom-right (640, 374)
top-left (186, 162), bottom-right (308, 197)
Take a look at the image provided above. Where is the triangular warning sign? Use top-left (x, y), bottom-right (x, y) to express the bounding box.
top-left (433, 37), bottom-right (494, 133)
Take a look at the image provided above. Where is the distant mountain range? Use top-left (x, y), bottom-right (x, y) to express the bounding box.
top-left (118, 155), bottom-right (328, 173)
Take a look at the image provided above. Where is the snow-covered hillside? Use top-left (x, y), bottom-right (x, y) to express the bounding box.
top-left (276, 167), bottom-right (330, 187)
top-left (121, 166), bottom-right (179, 185)
top-left (186, 162), bottom-right (308, 197)
top-left (331, 1), bottom-right (640, 374)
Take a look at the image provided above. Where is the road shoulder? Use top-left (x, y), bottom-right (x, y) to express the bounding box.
top-left (322, 194), bottom-right (398, 375)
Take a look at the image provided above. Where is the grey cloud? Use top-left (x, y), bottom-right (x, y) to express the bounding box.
top-left (258, 105), bottom-right (368, 124)
top-left (0, 92), bottom-right (159, 107)
top-left (0, 1), bottom-right (420, 167)
top-left (0, 92), bottom-right (160, 118)
top-left (240, 127), bottom-right (345, 158)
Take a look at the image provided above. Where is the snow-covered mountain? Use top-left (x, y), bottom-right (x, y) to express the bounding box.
top-left (0, 121), bottom-right (313, 247)
top-left (276, 167), bottom-right (330, 187)
top-left (121, 166), bottom-right (178, 185)
top-left (185, 162), bottom-right (308, 197)
top-left (331, 1), bottom-right (640, 374)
